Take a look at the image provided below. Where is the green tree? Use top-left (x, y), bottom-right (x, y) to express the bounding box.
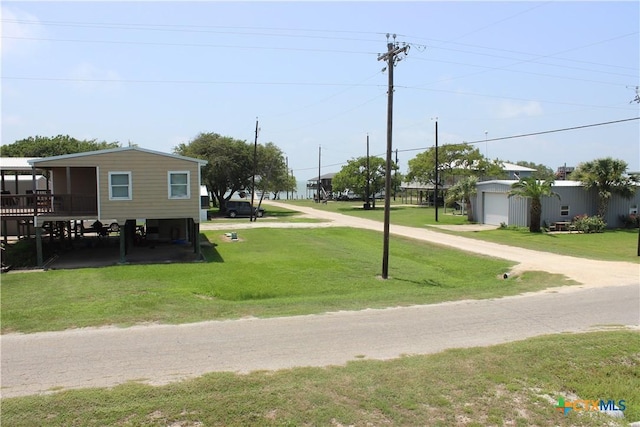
top-left (174, 132), bottom-right (253, 212)
top-left (406, 143), bottom-right (503, 186)
top-left (572, 157), bottom-right (638, 218)
top-left (445, 175), bottom-right (478, 222)
top-left (509, 177), bottom-right (559, 232)
top-left (253, 142), bottom-right (294, 207)
top-left (332, 156), bottom-right (398, 208)
top-left (512, 160), bottom-right (555, 181)
top-left (0, 135), bottom-right (120, 157)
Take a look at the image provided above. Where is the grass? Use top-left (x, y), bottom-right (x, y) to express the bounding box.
top-left (271, 200), bottom-right (640, 263)
top-left (2, 204), bottom-right (636, 425)
top-left (280, 199), bottom-right (470, 227)
top-left (2, 330), bottom-right (638, 426)
top-left (446, 226), bottom-right (640, 263)
top-left (0, 227), bottom-right (574, 334)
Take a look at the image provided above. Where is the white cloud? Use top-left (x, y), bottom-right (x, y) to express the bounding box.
top-left (0, 6), bottom-right (46, 57)
top-left (495, 100), bottom-right (543, 119)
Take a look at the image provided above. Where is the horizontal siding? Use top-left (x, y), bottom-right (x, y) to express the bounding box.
top-left (43, 150), bottom-right (202, 222)
top-left (99, 151), bottom-right (201, 221)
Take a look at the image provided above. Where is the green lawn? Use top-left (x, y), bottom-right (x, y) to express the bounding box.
top-left (451, 227), bottom-right (640, 263)
top-left (0, 227), bottom-right (574, 334)
top-left (273, 200), bottom-right (640, 263)
top-left (280, 199), bottom-right (470, 227)
top-left (2, 330), bottom-right (637, 426)
top-left (2, 205), bottom-right (636, 425)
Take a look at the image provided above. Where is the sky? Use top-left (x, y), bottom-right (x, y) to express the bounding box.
top-left (2, 1), bottom-right (639, 180)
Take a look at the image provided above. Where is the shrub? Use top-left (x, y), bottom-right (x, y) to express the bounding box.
top-left (619, 214), bottom-right (639, 229)
top-left (572, 214), bottom-right (606, 233)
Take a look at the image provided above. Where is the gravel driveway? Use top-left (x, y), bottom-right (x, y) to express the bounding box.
top-left (2, 201), bottom-right (638, 398)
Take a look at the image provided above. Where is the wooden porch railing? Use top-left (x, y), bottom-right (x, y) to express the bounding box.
top-left (0, 193), bottom-right (98, 217)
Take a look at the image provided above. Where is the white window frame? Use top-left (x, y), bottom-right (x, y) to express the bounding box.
top-left (168, 170), bottom-right (191, 199)
top-left (108, 171), bottom-right (132, 200)
top-left (560, 205), bottom-right (570, 216)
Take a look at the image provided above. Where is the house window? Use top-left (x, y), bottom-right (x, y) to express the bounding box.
top-left (168, 171), bottom-right (190, 199)
top-left (560, 205), bottom-right (570, 216)
top-left (109, 172), bottom-right (132, 200)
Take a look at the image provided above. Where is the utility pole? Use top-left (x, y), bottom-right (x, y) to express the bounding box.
top-left (250, 118), bottom-right (259, 222)
top-left (286, 156), bottom-right (289, 200)
top-left (366, 134), bottom-right (371, 209)
top-left (317, 145), bottom-right (321, 203)
top-left (394, 148), bottom-right (398, 201)
top-left (378, 34), bottom-right (409, 279)
top-left (434, 118), bottom-right (439, 222)
top-left (291, 168), bottom-right (295, 199)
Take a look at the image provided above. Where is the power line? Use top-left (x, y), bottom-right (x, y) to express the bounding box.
top-left (400, 85), bottom-right (637, 111)
top-left (466, 117), bottom-right (640, 144)
top-left (5, 18), bottom-right (635, 74)
top-left (1, 36), bottom-right (378, 56)
top-left (396, 117), bottom-right (640, 154)
top-left (1, 75), bottom-right (382, 87)
top-left (2, 18), bottom-right (386, 43)
top-left (260, 71), bottom-right (384, 120)
top-left (409, 55), bottom-right (637, 82)
top-left (405, 33), bottom-right (639, 73)
top-left (291, 116), bottom-right (639, 173)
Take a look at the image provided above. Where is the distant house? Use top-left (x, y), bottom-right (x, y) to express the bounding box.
top-left (307, 172), bottom-right (336, 199)
top-left (1, 147), bottom-right (208, 266)
top-left (473, 180), bottom-right (640, 227)
top-left (555, 165), bottom-right (575, 180)
top-left (500, 162), bottom-right (536, 180)
top-left (400, 162), bottom-right (536, 206)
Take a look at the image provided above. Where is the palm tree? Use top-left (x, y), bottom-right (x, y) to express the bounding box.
top-left (509, 177), bottom-right (559, 232)
top-left (572, 157), bottom-right (638, 218)
top-left (446, 176), bottom-right (477, 222)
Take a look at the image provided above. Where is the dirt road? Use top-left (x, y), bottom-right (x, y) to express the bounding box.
top-left (2, 202), bottom-right (638, 398)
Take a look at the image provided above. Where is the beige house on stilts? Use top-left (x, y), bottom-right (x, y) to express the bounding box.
top-left (1, 147), bottom-right (207, 267)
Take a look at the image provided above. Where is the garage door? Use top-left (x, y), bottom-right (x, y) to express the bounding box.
top-left (483, 192), bottom-right (509, 225)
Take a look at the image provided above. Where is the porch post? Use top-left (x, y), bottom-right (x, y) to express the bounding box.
top-left (194, 221), bottom-right (201, 256)
top-left (119, 223), bottom-right (126, 264)
top-left (66, 167), bottom-right (71, 192)
top-left (36, 226), bottom-right (43, 268)
top-left (32, 166), bottom-right (38, 216)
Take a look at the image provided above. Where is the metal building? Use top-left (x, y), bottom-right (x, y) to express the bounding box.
top-left (474, 180), bottom-right (640, 228)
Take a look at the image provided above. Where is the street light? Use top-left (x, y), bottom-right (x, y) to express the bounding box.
top-left (484, 131), bottom-right (488, 158)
